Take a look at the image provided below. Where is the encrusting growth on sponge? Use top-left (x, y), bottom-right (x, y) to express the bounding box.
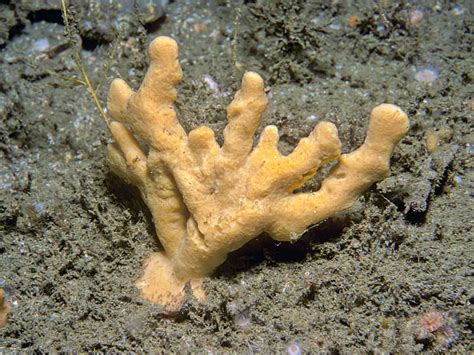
top-left (107, 36), bottom-right (409, 310)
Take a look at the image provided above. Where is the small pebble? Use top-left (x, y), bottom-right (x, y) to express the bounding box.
top-left (409, 9), bottom-right (424, 26)
top-left (414, 67), bottom-right (439, 83)
top-left (287, 342), bottom-right (302, 355)
top-left (33, 38), bottom-right (50, 52)
top-left (452, 6), bottom-right (464, 15)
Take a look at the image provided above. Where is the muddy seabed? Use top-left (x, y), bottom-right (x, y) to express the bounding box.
top-left (0, 0), bottom-right (472, 352)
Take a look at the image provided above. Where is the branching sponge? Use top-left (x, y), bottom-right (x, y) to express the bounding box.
top-left (107, 36), bottom-right (409, 310)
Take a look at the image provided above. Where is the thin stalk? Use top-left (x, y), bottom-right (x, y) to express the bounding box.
top-left (60, 0), bottom-right (110, 129)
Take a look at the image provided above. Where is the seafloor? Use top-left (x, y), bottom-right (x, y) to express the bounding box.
top-left (0, 0), bottom-right (472, 352)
